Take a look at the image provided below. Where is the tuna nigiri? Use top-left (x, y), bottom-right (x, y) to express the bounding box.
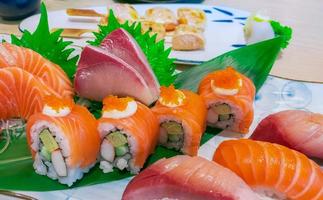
top-left (213, 139), bottom-right (323, 200)
top-left (27, 96), bottom-right (100, 186)
top-left (0, 43), bottom-right (73, 98)
top-left (0, 67), bottom-right (56, 120)
top-left (122, 155), bottom-right (260, 200)
top-left (198, 67), bottom-right (255, 134)
top-left (152, 85), bottom-right (207, 156)
top-left (251, 110), bottom-right (323, 160)
top-left (98, 96), bottom-right (159, 174)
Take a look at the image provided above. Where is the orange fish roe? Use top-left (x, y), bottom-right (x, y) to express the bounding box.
top-left (43, 95), bottom-right (74, 112)
top-left (103, 96), bottom-right (134, 111)
top-left (159, 85), bottom-right (186, 106)
top-left (211, 67), bottom-right (242, 89)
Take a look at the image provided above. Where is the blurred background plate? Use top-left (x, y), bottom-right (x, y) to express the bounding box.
top-left (19, 4), bottom-right (249, 65)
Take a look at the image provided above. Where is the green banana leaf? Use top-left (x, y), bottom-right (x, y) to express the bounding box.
top-left (175, 36), bottom-right (283, 91)
top-left (0, 129), bottom-right (218, 191)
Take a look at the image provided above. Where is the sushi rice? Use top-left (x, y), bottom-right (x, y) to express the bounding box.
top-left (98, 123), bottom-right (140, 174)
top-left (30, 121), bottom-right (92, 186)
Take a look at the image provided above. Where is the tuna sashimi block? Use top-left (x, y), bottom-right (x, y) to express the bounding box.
top-left (74, 45), bottom-right (157, 105)
top-left (122, 155), bottom-right (259, 200)
top-left (100, 28), bottom-right (160, 98)
top-left (251, 110), bottom-right (323, 159)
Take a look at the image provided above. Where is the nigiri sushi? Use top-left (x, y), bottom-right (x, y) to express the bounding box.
top-left (0, 43), bottom-right (73, 98)
top-left (0, 67), bottom-right (56, 120)
top-left (26, 96), bottom-right (100, 186)
top-left (198, 67), bottom-right (255, 134)
top-left (251, 110), bottom-right (323, 160)
top-left (213, 139), bottom-right (323, 200)
top-left (122, 155), bottom-right (260, 200)
top-left (151, 85), bottom-right (207, 156)
top-left (98, 96), bottom-right (158, 174)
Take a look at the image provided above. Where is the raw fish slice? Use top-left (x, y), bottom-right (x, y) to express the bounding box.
top-left (0, 67), bottom-right (54, 120)
top-left (251, 110), bottom-right (323, 159)
top-left (122, 155), bottom-right (260, 200)
top-left (100, 28), bottom-right (160, 98)
top-left (75, 45), bottom-right (156, 105)
top-left (0, 43), bottom-right (73, 98)
top-left (213, 139), bottom-right (323, 200)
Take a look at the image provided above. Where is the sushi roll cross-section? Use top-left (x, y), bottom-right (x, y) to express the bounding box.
top-left (198, 67), bottom-right (255, 134)
top-left (26, 96), bottom-right (100, 186)
top-left (98, 96), bottom-right (159, 174)
top-left (152, 85), bottom-right (207, 156)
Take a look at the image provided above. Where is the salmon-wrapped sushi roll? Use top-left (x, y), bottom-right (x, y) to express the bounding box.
top-left (98, 96), bottom-right (158, 174)
top-left (152, 85), bottom-right (207, 156)
top-left (26, 96), bottom-right (100, 186)
top-left (198, 67), bottom-right (255, 134)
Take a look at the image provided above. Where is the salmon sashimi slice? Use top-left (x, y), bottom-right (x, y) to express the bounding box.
top-left (0, 67), bottom-right (57, 120)
top-left (0, 43), bottom-right (73, 98)
top-left (152, 86), bottom-right (207, 156)
top-left (213, 139), bottom-right (323, 200)
top-left (251, 110), bottom-right (323, 159)
top-left (198, 67), bottom-right (255, 134)
top-left (98, 99), bottom-right (159, 174)
top-left (122, 155), bottom-right (260, 200)
top-left (26, 105), bottom-right (100, 168)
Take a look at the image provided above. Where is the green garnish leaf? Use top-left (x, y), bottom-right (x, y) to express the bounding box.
top-left (174, 36), bottom-right (284, 91)
top-left (270, 20), bottom-right (292, 49)
top-left (88, 10), bottom-right (176, 86)
top-left (10, 3), bottom-right (78, 80)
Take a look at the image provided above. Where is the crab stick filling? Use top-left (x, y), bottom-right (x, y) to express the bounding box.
top-left (36, 128), bottom-right (67, 178)
top-left (42, 95), bottom-right (74, 117)
top-left (157, 85), bottom-right (185, 151)
top-left (100, 130), bottom-right (131, 173)
top-left (100, 96), bottom-right (137, 173)
top-left (102, 96), bottom-right (137, 119)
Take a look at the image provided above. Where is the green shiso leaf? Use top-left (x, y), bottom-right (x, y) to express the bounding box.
top-left (174, 36), bottom-right (283, 92)
top-left (88, 10), bottom-right (176, 86)
top-left (270, 20), bottom-right (292, 49)
top-left (10, 3), bottom-right (78, 80)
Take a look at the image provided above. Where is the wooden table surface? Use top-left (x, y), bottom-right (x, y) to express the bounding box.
top-left (1, 0), bottom-right (322, 83)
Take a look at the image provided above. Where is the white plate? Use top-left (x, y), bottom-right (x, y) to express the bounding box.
top-left (19, 4), bottom-right (249, 65)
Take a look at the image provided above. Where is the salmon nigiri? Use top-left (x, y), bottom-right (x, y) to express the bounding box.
top-left (152, 85), bottom-right (207, 156)
top-left (27, 96), bottom-right (100, 186)
top-left (251, 110), bottom-right (323, 160)
top-left (0, 43), bottom-right (73, 98)
top-left (0, 67), bottom-right (57, 120)
top-left (122, 155), bottom-right (260, 200)
top-left (198, 67), bottom-right (255, 134)
top-left (98, 96), bottom-right (159, 174)
top-left (213, 139), bottom-right (323, 200)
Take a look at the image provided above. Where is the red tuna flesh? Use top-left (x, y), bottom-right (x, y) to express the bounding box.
top-left (100, 28), bottom-right (160, 98)
top-left (75, 45), bottom-right (157, 105)
top-left (251, 110), bottom-right (323, 159)
top-left (122, 155), bottom-right (260, 200)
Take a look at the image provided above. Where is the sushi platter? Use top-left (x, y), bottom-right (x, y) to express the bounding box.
top-left (19, 4), bottom-right (249, 65)
top-left (1, 2), bottom-right (323, 200)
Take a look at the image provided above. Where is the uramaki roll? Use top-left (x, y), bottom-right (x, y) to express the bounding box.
top-left (26, 96), bottom-right (100, 186)
top-left (98, 96), bottom-right (158, 174)
top-left (152, 85), bottom-right (207, 156)
top-left (198, 67), bottom-right (255, 134)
